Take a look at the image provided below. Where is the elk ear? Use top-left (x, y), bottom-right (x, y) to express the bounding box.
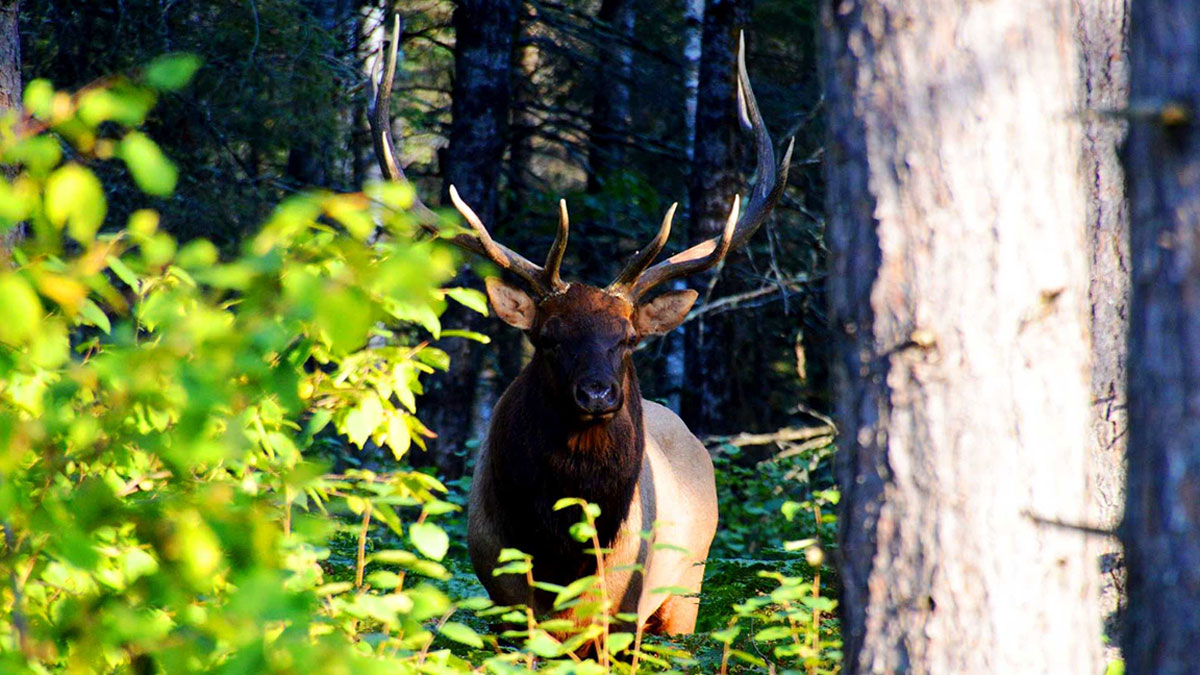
top-left (635, 289), bottom-right (698, 336)
top-left (485, 277), bottom-right (537, 330)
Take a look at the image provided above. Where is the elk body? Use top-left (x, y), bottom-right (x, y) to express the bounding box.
top-left (370, 22), bottom-right (791, 635)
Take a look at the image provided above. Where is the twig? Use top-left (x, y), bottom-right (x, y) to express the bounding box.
top-left (705, 425), bottom-right (834, 449)
top-left (355, 501), bottom-right (373, 589)
top-left (682, 276), bottom-right (811, 325)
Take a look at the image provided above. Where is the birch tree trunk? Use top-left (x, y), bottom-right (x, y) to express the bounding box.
top-left (661, 0), bottom-right (705, 414)
top-left (1076, 0), bottom-right (1129, 655)
top-left (1121, 2), bottom-right (1200, 672)
top-left (822, 1), bottom-right (1101, 671)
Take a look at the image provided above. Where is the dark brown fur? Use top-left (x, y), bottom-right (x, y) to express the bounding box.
top-left (478, 286), bottom-right (645, 610)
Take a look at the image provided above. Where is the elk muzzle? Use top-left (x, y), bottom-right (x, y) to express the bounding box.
top-left (574, 378), bottom-right (621, 417)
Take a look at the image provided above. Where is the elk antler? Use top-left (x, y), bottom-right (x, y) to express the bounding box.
top-left (369, 15), bottom-right (569, 298)
top-left (607, 32), bottom-right (794, 301)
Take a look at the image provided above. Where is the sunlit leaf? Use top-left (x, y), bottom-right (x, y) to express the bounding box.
top-left (119, 132), bottom-right (178, 196)
top-left (0, 273), bottom-right (43, 344)
top-left (443, 287), bottom-right (489, 315)
top-left (344, 395), bottom-right (383, 449)
top-left (438, 621), bottom-right (483, 648)
top-left (409, 522), bottom-right (449, 562)
top-left (23, 78), bottom-right (54, 118)
top-left (45, 163), bottom-right (106, 243)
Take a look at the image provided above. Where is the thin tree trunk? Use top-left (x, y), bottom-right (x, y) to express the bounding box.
top-left (1122, 3), bottom-right (1200, 672)
top-left (663, 0), bottom-right (705, 414)
top-left (1, 0), bottom-right (21, 259)
top-left (424, 0), bottom-right (519, 478)
top-left (1076, 0), bottom-right (1130, 657)
top-left (823, 1), bottom-right (1101, 672)
top-left (683, 0), bottom-right (749, 433)
top-left (586, 0), bottom-right (636, 192)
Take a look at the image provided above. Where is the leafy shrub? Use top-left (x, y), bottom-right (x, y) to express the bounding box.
top-left (0, 62), bottom-right (842, 674)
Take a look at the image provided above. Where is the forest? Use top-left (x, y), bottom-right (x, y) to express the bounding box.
top-left (0, 0), bottom-right (1195, 673)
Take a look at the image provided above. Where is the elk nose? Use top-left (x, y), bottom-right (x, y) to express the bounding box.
top-left (575, 380), bottom-right (618, 413)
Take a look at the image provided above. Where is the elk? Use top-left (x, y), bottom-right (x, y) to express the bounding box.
top-left (369, 21), bottom-right (792, 635)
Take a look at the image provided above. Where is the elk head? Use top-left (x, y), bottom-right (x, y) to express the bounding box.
top-left (368, 19), bottom-right (793, 425)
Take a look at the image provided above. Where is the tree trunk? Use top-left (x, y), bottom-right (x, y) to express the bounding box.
top-left (1121, 3), bottom-right (1200, 672)
top-left (1, 0), bottom-right (21, 259)
top-left (1076, 0), bottom-right (1130, 657)
top-left (823, 1), bottom-right (1101, 672)
top-left (422, 0), bottom-right (519, 478)
top-left (683, 0), bottom-right (750, 434)
top-left (586, 0), bottom-right (636, 192)
top-left (661, 0), bottom-right (705, 415)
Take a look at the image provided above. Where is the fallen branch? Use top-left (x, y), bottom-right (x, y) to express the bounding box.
top-left (704, 424), bottom-right (834, 449)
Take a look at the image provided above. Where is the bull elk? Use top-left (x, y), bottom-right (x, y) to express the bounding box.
top-left (369, 20), bottom-right (792, 635)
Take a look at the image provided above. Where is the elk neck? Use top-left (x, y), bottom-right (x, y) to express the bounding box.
top-left (484, 349), bottom-right (645, 586)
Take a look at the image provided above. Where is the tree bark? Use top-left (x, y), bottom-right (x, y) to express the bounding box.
top-left (586, 0), bottom-right (636, 192)
top-left (1076, 0), bottom-right (1130, 656)
top-left (683, 0), bottom-right (750, 434)
top-left (823, 1), bottom-right (1101, 672)
top-left (1121, 3), bottom-right (1200, 672)
top-left (423, 0), bottom-right (519, 478)
top-left (1, 0), bottom-right (21, 258)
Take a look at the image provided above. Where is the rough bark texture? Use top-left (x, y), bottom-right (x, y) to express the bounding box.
top-left (683, 0), bottom-right (749, 433)
top-left (1, 0), bottom-right (20, 257)
top-left (1121, 3), bottom-right (1200, 672)
top-left (0, 0), bottom-right (16, 122)
top-left (1075, 0), bottom-right (1129, 655)
top-left (823, 1), bottom-right (1101, 672)
top-left (422, 0), bottom-right (520, 477)
top-left (586, 0), bottom-right (636, 191)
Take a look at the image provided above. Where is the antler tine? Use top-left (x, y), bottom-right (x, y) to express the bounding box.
top-left (369, 15), bottom-right (437, 230)
top-left (543, 200), bottom-right (570, 292)
top-left (626, 32), bottom-right (793, 299)
top-left (607, 202), bottom-right (677, 295)
top-left (447, 186), bottom-right (556, 296)
top-left (369, 15), bottom-right (559, 297)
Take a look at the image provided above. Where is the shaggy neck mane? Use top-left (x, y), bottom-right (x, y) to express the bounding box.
top-left (486, 352), bottom-right (645, 587)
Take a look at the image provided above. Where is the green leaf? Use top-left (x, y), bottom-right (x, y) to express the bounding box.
top-left (77, 298), bottom-right (111, 334)
top-left (367, 570), bottom-right (402, 590)
top-left (439, 621), bottom-right (483, 648)
top-left (409, 522), bottom-right (449, 561)
top-left (78, 88), bottom-right (152, 127)
top-left (553, 575), bottom-right (597, 610)
top-left (443, 287), bottom-right (489, 315)
top-left (606, 632), bottom-right (635, 654)
top-left (439, 329), bottom-right (491, 344)
top-left (0, 274), bottom-right (44, 344)
top-left (23, 79), bottom-right (54, 118)
top-left (496, 548), bottom-right (529, 563)
top-left (385, 413), bottom-right (411, 460)
top-left (45, 163), bottom-right (106, 244)
top-left (524, 631), bottom-right (562, 658)
top-left (106, 255), bottom-right (139, 290)
top-left (119, 132), bottom-right (178, 196)
top-left (753, 626), bottom-right (793, 642)
top-left (143, 53), bottom-right (202, 91)
top-left (344, 395), bottom-right (384, 448)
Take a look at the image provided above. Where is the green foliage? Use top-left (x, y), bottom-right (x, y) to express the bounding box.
top-left (0, 66), bottom-right (842, 674)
